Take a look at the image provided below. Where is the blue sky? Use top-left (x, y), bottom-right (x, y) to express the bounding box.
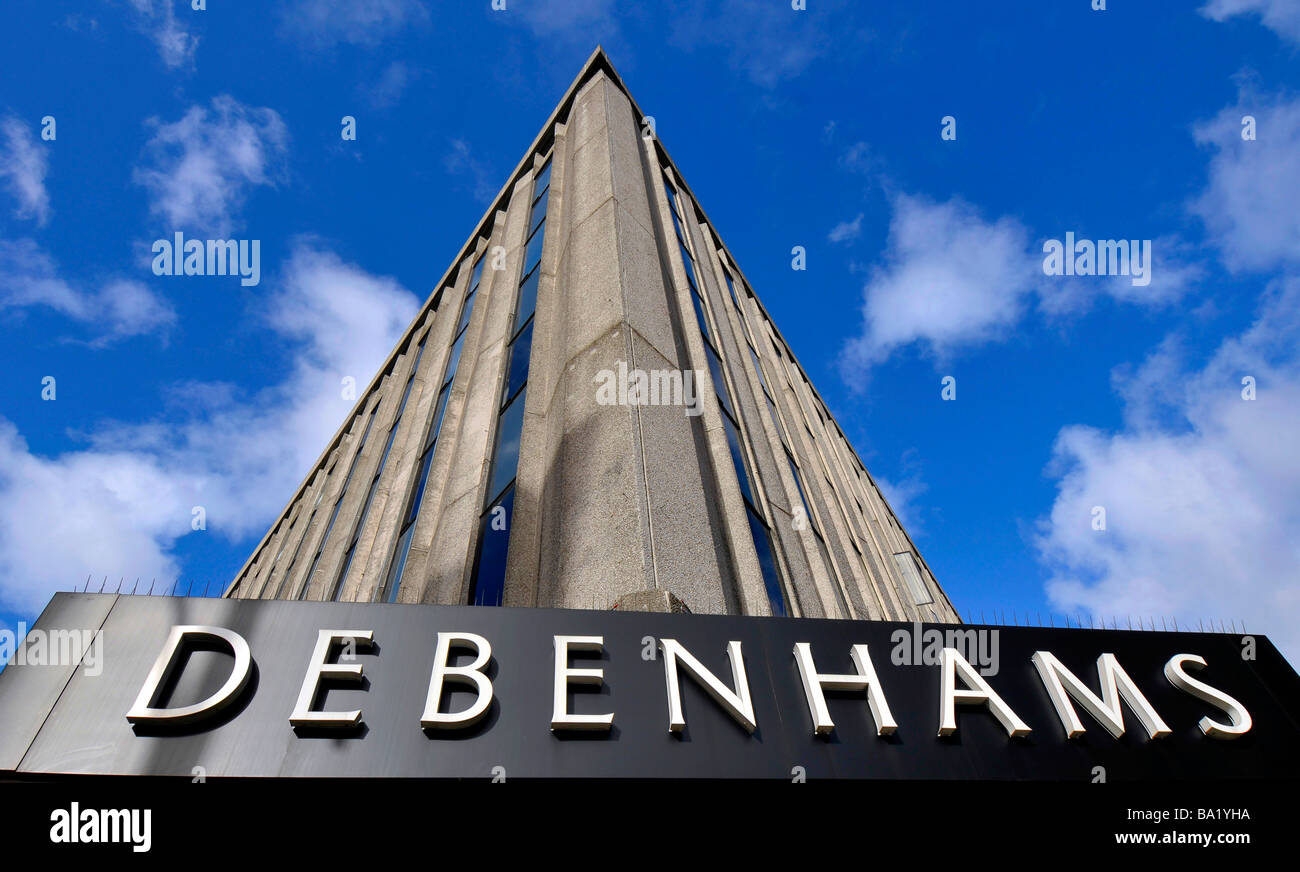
top-left (1, 1), bottom-right (1298, 660)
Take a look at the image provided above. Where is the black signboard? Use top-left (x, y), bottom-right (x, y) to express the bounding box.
top-left (1, 593), bottom-right (1298, 780)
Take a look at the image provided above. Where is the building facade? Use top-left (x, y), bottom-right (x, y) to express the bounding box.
top-left (224, 49), bottom-right (958, 624)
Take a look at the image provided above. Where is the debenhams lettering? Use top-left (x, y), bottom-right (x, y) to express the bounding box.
top-left (126, 625), bottom-right (1253, 741)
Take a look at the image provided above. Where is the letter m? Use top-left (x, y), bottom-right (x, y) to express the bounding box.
top-left (207, 239), bottom-right (238, 276)
top-left (1098, 240), bottom-right (1128, 276)
top-left (1031, 651), bottom-right (1171, 739)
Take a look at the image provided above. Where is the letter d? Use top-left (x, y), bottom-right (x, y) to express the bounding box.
top-left (126, 625), bottom-right (253, 726)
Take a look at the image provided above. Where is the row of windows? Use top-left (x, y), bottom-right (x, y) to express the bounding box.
top-left (373, 255), bottom-right (486, 603)
top-left (665, 173), bottom-right (787, 618)
top-left (468, 157), bottom-right (551, 607)
top-left (674, 173), bottom-right (937, 619)
top-left (296, 403), bottom-right (380, 600)
top-left (327, 335), bottom-right (429, 601)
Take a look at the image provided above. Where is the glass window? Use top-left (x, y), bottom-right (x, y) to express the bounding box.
top-left (785, 448), bottom-right (811, 527)
top-left (523, 219), bottom-right (546, 277)
top-left (426, 385), bottom-right (451, 451)
top-left (703, 342), bottom-right (733, 420)
top-left (679, 244), bottom-right (698, 291)
top-left (502, 318), bottom-right (533, 405)
top-left (690, 289), bottom-right (711, 342)
top-left (746, 505), bottom-right (786, 617)
top-left (488, 388), bottom-right (527, 503)
top-left (533, 161), bottom-right (552, 201)
top-left (381, 524), bottom-right (415, 603)
top-left (469, 257), bottom-right (485, 295)
top-left (893, 551), bottom-right (934, 606)
top-left (721, 411), bottom-right (754, 509)
top-left (471, 485), bottom-right (516, 607)
top-left (516, 267), bottom-right (540, 328)
top-left (456, 290), bottom-right (476, 338)
top-left (405, 446), bottom-right (435, 528)
top-left (749, 346), bottom-right (768, 394)
top-left (529, 195), bottom-right (548, 237)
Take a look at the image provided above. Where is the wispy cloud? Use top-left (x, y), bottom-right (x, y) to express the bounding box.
top-left (828, 213), bottom-right (863, 244)
top-left (0, 238), bottom-right (176, 345)
top-left (839, 194), bottom-right (1040, 378)
top-left (0, 117), bottom-right (50, 226)
top-left (134, 96), bottom-right (289, 236)
top-left (279, 0), bottom-right (430, 49)
top-left (839, 191), bottom-right (1204, 383)
top-left (443, 138), bottom-right (498, 205)
top-left (666, 0), bottom-right (853, 88)
top-left (0, 240), bottom-right (417, 615)
top-left (1191, 88), bottom-right (1300, 273)
top-left (121, 0), bottom-right (198, 69)
top-left (1038, 276), bottom-right (1300, 661)
top-left (362, 61), bottom-right (416, 110)
top-left (1200, 0), bottom-right (1300, 45)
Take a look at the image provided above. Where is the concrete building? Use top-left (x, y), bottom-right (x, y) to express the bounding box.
top-left (224, 48), bottom-right (959, 624)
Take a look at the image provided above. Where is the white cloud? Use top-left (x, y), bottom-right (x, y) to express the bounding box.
top-left (828, 213), bottom-right (863, 244)
top-left (839, 141), bottom-right (879, 175)
top-left (443, 139), bottom-right (498, 205)
top-left (0, 238), bottom-right (176, 344)
top-left (1038, 277), bottom-right (1300, 662)
top-left (363, 61), bottom-right (415, 109)
top-left (1201, 0), bottom-right (1300, 44)
top-left (840, 193), bottom-right (1206, 379)
top-left (1037, 235), bottom-right (1203, 316)
top-left (1191, 90), bottom-right (1300, 273)
top-left (508, 0), bottom-right (619, 40)
top-left (0, 240), bottom-right (418, 616)
top-left (666, 0), bottom-right (842, 88)
top-left (839, 194), bottom-right (1040, 375)
top-left (134, 96), bottom-right (289, 236)
top-left (122, 0), bottom-right (198, 69)
top-left (0, 117), bottom-right (50, 225)
top-left (280, 0), bottom-right (429, 49)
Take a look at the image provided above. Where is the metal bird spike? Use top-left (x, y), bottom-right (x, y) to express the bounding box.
top-left (147, 579), bottom-right (155, 596)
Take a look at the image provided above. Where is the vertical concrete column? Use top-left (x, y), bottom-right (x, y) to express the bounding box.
top-left (418, 174), bottom-right (534, 605)
top-left (394, 247), bottom-right (486, 603)
top-left (511, 73), bottom-right (737, 615)
top-left (341, 310), bottom-right (441, 603)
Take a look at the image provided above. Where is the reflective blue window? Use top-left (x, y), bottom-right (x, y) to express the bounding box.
top-left (516, 267), bottom-right (540, 328)
top-left (679, 245), bottom-right (699, 292)
top-left (523, 219), bottom-right (546, 276)
top-left (456, 290), bottom-right (476, 337)
top-left (382, 525), bottom-right (415, 603)
top-left (445, 326), bottom-right (468, 381)
top-left (533, 161), bottom-right (552, 202)
top-left (426, 384), bottom-right (451, 451)
top-left (503, 318), bottom-right (533, 405)
top-left (690, 289), bottom-right (711, 342)
top-left (704, 342), bottom-right (733, 419)
top-left (721, 410), bottom-right (754, 508)
top-left (469, 257), bottom-right (485, 294)
top-left (471, 484), bottom-right (515, 607)
top-left (745, 504), bottom-right (786, 617)
top-left (488, 387), bottom-right (527, 503)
